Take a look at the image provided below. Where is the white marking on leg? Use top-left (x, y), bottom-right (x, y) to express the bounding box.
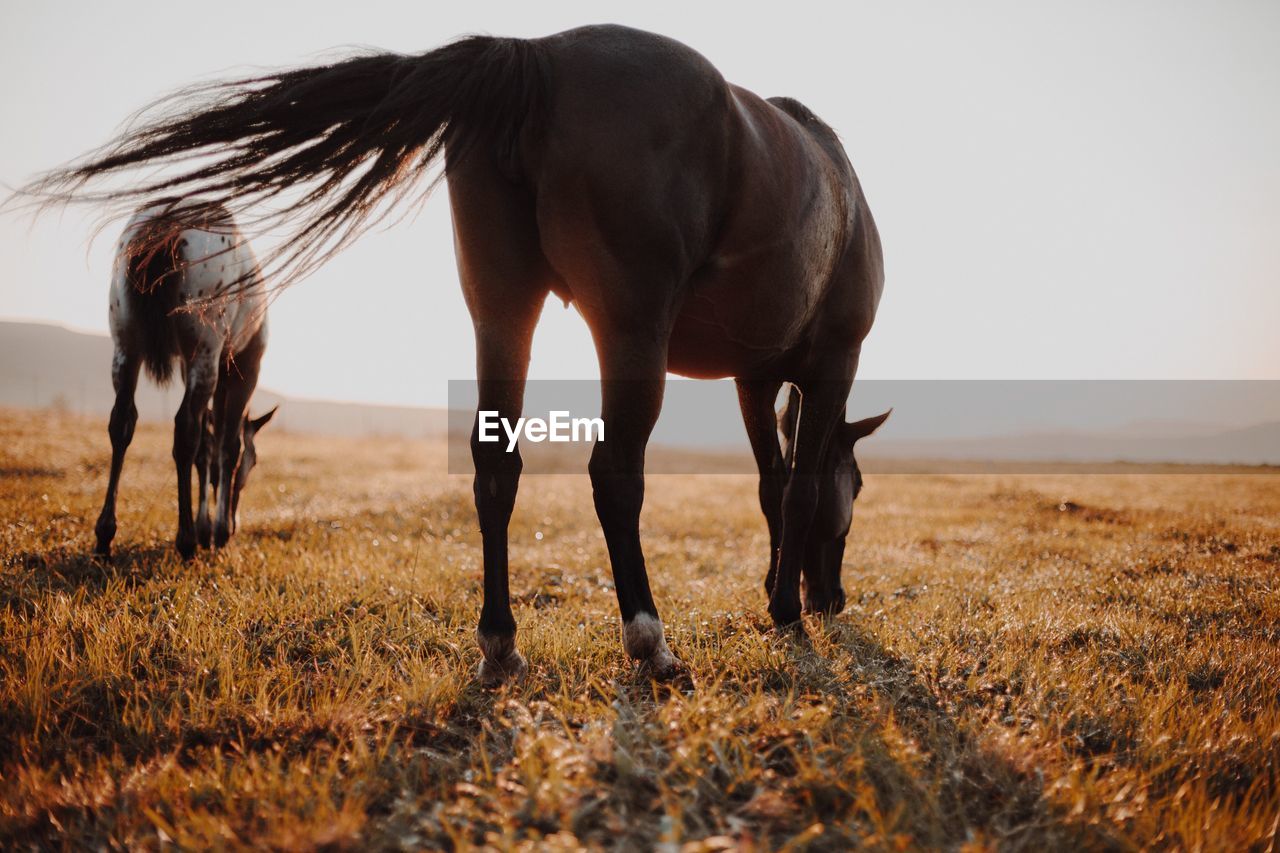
top-left (214, 479), bottom-right (233, 542)
top-left (623, 613), bottom-right (677, 673)
top-left (476, 629), bottom-right (515, 663)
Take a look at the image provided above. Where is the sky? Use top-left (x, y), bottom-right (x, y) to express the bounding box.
top-left (2, 1), bottom-right (1278, 408)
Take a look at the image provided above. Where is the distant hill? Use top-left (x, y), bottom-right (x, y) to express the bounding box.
top-left (869, 422), bottom-right (1280, 468)
top-left (0, 321), bottom-right (447, 438)
top-left (2, 320), bottom-right (1277, 467)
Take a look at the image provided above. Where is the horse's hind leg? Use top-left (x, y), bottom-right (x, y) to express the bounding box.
top-left (470, 308), bottom-right (541, 685)
top-left (587, 326), bottom-right (682, 679)
top-left (450, 160), bottom-right (550, 685)
top-left (173, 349), bottom-right (217, 559)
top-left (94, 348), bottom-right (141, 558)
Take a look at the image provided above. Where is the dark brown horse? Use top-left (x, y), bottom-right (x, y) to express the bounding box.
top-left (22, 25), bottom-right (888, 681)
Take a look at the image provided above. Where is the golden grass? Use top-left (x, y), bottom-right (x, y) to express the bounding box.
top-left (2, 408), bottom-right (1278, 850)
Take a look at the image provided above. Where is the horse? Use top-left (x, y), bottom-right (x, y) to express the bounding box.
top-left (94, 198), bottom-right (276, 560)
top-left (22, 24), bottom-right (889, 681)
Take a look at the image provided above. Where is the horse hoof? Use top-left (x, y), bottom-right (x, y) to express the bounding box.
top-left (477, 650), bottom-right (527, 687)
top-left (637, 649), bottom-right (688, 685)
top-left (623, 614), bottom-right (687, 683)
top-left (175, 537), bottom-right (197, 561)
top-left (769, 613), bottom-right (809, 643)
top-left (768, 601), bottom-right (803, 632)
top-left (213, 527), bottom-right (231, 549)
top-left (476, 630), bottom-right (526, 687)
top-left (94, 542), bottom-right (112, 562)
top-left (196, 526), bottom-right (212, 549)
top-left (803, 586), bottom-right (846, 617)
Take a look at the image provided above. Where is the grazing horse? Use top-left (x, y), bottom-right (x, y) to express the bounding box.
top-left (94, 199), bottom-right (275, 560)
top-left (24, 25), bottom-right (888, 680)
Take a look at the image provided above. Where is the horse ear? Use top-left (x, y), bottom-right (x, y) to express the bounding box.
top-left (844, 409), bottom-right (891, 444)
top-left (776, 384), bottom-right (801, 444)
top-left (247, 405), bottom-right (278, 432)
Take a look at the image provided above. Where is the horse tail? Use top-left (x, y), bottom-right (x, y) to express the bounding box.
top-left (20, 36), bottom-right (546, 287)
top-left (122, 223), bottom-right (184, 385)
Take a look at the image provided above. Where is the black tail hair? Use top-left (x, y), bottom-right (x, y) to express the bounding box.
top-left (18, 36), bottom-right (545, 290)
top-left (124, 231), bottom-right (183, 385)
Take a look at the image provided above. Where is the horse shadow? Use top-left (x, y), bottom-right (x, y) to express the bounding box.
top-left (387, 622), bottom-right (1123, 848)
top-left (761, 619), bottom-right (1120, 849)
top-left (1, 542), bottom-right (177, 609)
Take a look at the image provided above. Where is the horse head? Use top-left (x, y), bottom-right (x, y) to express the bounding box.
top-left (778, 388), bottom-right (890, 615)
top-left (227, 405), bottom-right (277, 534)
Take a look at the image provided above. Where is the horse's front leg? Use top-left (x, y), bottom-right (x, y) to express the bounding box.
top-left (95, 348), bottom-right (141, 558)
top-left (589, 330), bottom-right (682, 679)
top-left (194, 408), bottom-right (213, 548)
top-left (212, 333), bottom-right (263, 548)
top-left (173, 353), bottom-right (216, 559)
top-left (736, 378), bottom-right (786, 597)
top-left (767, 375), bottom-right (853, 630)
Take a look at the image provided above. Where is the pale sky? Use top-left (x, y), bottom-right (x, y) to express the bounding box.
top-left (2, 1), bottom-right (1278, 407)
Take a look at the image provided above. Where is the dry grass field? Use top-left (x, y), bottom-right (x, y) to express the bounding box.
top-left (2, 408), bottom-right (1279, 850)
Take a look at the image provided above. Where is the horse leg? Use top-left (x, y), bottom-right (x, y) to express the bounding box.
top-left (173, 352), bottom-right (216, 559)
top-left (736, 378), bottom-right (786, 598)
top-left (470, 310), bottom-right (541, 685)
top-left (94, 348), bottom-right (141, 558)
top-left (208, 380), bottom-right (225, 518)
top-left (195, 406), bottom-right (213, 548)
top-left (213, 339), bottom-right (263, 547)
top-left (587, 330), bottom-right (682, 679)
top-left (767, 375), bottom-right (853, 629)
top-left (449, 156), bottom-right (552, 684)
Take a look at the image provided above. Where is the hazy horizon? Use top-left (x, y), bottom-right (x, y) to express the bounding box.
top-left (3, 1), bottom-right (1278, 408)
top-left (7, 320), bottom-right (1280, 471)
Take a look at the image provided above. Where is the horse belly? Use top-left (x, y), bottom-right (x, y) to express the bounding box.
top-left (666, 259), bottom-right (811, 379)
